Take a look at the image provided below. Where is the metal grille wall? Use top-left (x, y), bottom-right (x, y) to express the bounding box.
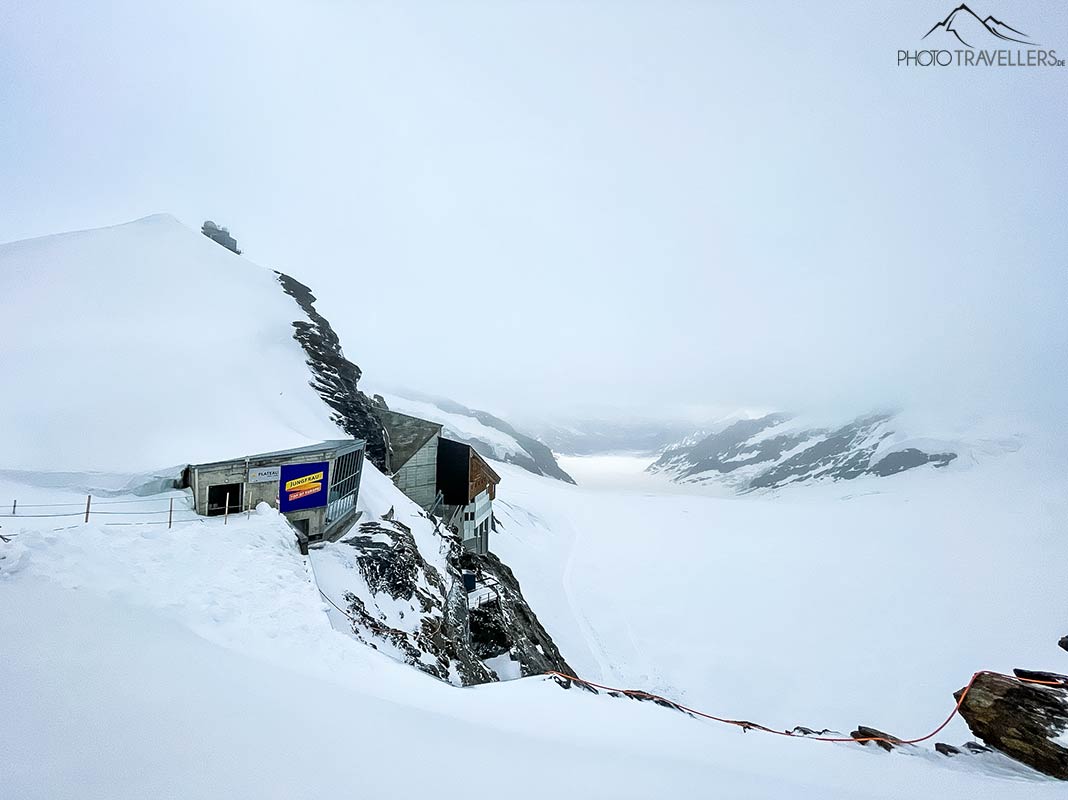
top-left (326, 447), bottom-right (364, 528)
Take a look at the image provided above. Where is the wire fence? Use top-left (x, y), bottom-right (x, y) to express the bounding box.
top-left (0, 492), bottom-right (256, 529)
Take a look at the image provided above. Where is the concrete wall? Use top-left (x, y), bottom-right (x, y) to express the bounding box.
top-left (393, 435), bottom-right (439, 510)
top-left (190, 445), bottom-right (349, 539)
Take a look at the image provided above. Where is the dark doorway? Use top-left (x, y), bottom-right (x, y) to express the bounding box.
top-left (207, 483), bottom-right (243, 516)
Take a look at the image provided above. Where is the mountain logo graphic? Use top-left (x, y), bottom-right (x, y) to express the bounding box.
top-left (923, 4), bottom-right (1036, 48)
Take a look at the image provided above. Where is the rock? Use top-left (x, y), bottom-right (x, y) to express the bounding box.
top-left (851, 726), bottom-right (907, 752)
top-left (1014, 668), bottom-right (1068, 685)
top-left (935, 743), bottom-right (962, 757)
top-left (1059, 636), bottom-right (1068, 654)
top-left (338, 520), bottom-right (493, 686)
top-left (955, 671), bottom-right (1068, 779)
top-left (652, 412), bottom-right (957, 492)
top-left (461, 551), bottom-right (574, 677)
top-left (962, 741), bottom-right (992, 754)
top-left (276, 271), bottom-right (391, 470)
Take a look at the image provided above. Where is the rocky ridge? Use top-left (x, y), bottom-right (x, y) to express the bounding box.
top-left (651, 412), bottom-right (957, 491)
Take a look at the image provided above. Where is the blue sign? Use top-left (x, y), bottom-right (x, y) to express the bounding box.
top-left (279, 461), bottom-right (329, 513)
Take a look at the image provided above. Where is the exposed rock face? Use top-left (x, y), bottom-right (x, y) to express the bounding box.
top-left (335, 519), bottom-right (493, 685)
top-left (651, 412), bottom-right (956, 492)
top-left (276, 272), bottom-right (390, 470)
top-left (850, 725), bottom-right (908, 752)
top-left (461, 551), bottom-right (574, 677)
top-left (955, 671), bottom-right (1068, 779)
top-left (329, 519), bottom-right (572, 685)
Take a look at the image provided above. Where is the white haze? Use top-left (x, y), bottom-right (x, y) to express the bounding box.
top-left (1, 1), bottom-right (1065, 428)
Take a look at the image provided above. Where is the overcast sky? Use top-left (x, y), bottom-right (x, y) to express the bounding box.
top-left (2, 1), bottom-right (1065, 424)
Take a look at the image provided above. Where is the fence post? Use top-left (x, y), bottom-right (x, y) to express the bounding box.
top-left (224, 492), bottom-right (230, 525)
top-left (168, 497), bottom-right (174, 530)
top-left (84, 495), bottom-right (92, 524)
top-left (11, 499), bottom-right (16, 516)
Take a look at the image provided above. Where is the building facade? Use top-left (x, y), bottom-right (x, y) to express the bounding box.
top-left (378, 409), bottom-right (442, 511)
top-left (184, 439), bottom-right (365, 543)
top-left (436, 437), bottom-right (500, 555)
top-left (378, 409), bottom-right (501, 554)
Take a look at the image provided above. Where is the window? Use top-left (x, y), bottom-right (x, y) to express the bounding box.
top-left (326, 447), bottom-right (364, 528)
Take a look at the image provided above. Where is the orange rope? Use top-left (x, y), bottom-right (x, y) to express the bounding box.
top-left (544, 669), bottom-right (1066, 746)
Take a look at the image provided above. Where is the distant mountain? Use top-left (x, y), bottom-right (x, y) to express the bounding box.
top-left (650, 412), bottom-right (958, 492)
top-left (375, 390), bottom-right (575, 484)
top-left (923, 4), bottom-right (1034, 48)
top-left (525, 418), bottom-right (699, 456)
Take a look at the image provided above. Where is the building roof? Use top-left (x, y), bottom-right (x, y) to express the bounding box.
top-left (189, 439), bottom-right (365, 470)
top-left (468, 446), bottom-right (501, 484)
top-left (377, 409), bottom-right (443, 472)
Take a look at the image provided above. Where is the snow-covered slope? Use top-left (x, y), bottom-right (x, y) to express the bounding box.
top-left (377, 390), bottom-right (575, 483)
top-left (491, 447), bottom-right (1068, 782)
top-left (0, 215), bottom-right (345, 471)
top-left (3, 445), bottom-right (1065, 797)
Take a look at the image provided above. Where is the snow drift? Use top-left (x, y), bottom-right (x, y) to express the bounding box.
top-left (0, 214), bottom-right (345, 471)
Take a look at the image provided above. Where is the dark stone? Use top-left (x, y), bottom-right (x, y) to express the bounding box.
top-left (1059, 636), bottom-right (1068, 654)
top-left (792, 726), bottom-right (836, 736)
top-left (851, 725), bottom-right (906, 752)
top-left (935, 742), bottom-right (962, 757)
top-left (275, 272), bottom-right (390, 470)
top-left (1013, 668), bottom-right (1068, 685)
top-left (869, 448), bottom-right (956, 476)
top-left (337, 520), bottom-right (493, 685)
top-left (461, 551), bottom-right (574, 677)
top-left (963, 741), bottom-right (992, 754)
top-left (955, 671), bottom-right (1068, 779)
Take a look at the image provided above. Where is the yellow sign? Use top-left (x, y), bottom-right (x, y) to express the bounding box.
top-left (285, 471), bottom-right (324, 492)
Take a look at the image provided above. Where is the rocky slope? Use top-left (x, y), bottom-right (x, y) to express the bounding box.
top-left (525, 418), bottom-right (698, 456)
top-left (312, 499), bottom-right (572, 686)
top-left (651, 412), bottom-right (957, 491)
top-left (277, 271), bottom-right (391, 470)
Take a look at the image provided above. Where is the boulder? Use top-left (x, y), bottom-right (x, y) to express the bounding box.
top-left (955, 671), bottom-right (1068, 779)
top-left (850, 725), bottom-right (908, 752)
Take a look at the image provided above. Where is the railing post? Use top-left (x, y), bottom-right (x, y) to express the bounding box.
top-left (84, 495), bottom-right (92, 523)
top-left (224, 492), bottom-right (230, 525)
top-left (168, 497), bottom-right (174, 530)
top-left (11, 499), bottom-right (16, 516)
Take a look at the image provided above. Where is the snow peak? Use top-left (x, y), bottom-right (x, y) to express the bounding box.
top-left (898, 4), bottom-right (1065, 68)
top-left (897, 49), bottom-right (1064, 67)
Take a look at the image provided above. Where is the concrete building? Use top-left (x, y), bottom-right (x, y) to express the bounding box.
top-left (378, 409), bottom-right (442, 511)
top-left (183, 439), bottom-right (365, 545)
top-left (378, 409), bottom-right (501, 554)
top-left (201, 220), bottom-right (241, 254)
top-left (437, 438), bottom-right (500, 555)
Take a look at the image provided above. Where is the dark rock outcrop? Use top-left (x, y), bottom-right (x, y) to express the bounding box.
top-left (652, 412), bottom-right (957, 492)
top-left (335, 520), bottom-right (493, 685)
top-left (276, 272), bottom-right (390, 470)
top-left (461, 550), bottom-right (574, 677)
top-left (329, 518), bottom-right (572, 686)
top-left (955, 671), bottom-right (1068, 779)
top-left (851, 725), bottom-right (908, 752)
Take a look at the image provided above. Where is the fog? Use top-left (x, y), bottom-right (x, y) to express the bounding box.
top-left (2, 1), bottom-right (1065, 425)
